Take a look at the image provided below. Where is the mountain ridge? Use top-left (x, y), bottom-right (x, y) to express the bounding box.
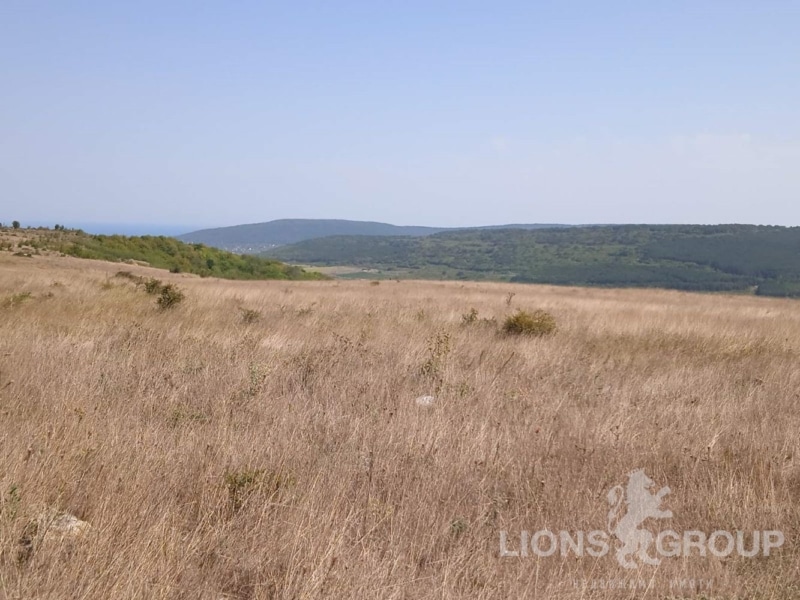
top-left (177, 218), bottom-right (570, 252)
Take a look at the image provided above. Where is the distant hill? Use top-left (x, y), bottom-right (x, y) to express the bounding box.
top-left (177, 219), bottom-right (568, 252)
top-left (263, 224), bottom-right (800, 297)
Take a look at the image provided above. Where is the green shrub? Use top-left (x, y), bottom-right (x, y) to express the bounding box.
top-left (502, 309), bottom-right (557, 336)
top-left (143, 278), bottom-right (163, 294)
top-left (2, 292), bottom-right (32, 308)
top-left (10, 230), bottom-right (325, 281)
top-left (157, 284), bottom-right (185, 309)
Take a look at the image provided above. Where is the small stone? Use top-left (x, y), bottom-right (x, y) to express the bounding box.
top-left (415, 395), bottom-right (435, 407)
top-left (43, 512), bottom-right (91, 538)
top-left (18, 509), bottom-right (91, 563)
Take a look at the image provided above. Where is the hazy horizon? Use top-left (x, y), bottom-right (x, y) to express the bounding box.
top-left (9, 217), bottom-right (800, 239)
top-left (3, 2), bottom-right (799, 228)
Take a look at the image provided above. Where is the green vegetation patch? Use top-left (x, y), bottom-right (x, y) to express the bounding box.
top-left (264, 225), bottom-right (800, 297)
top-left (20, 229), bottom-right (326, 281)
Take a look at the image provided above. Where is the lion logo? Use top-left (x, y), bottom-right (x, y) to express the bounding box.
top-left (607, 469), bottom-right (672, 569)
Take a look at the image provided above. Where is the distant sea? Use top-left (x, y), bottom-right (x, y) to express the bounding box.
top-left (22, 222), bottom-right (203, 236)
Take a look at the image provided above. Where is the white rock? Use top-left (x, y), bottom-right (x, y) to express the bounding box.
top-left (18, 509), bottom-right (91, 562)
top-left (415, 395), bottom-right (435, 407)
top-left (41, 511), bottom-right (91, 538)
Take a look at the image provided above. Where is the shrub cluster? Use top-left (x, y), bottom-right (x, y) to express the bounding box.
top-left (156, 284), bottom-right (185, 309)
top-left (113, 271), bottom-right (185, 309)
top-left (502, 309), bottom-right (557, 336)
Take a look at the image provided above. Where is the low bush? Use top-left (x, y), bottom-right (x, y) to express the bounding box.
top-left (144, 278), bottom-right (164, 294)
top-left (2, 292), bottom-right (33, 308)
top-left (502, 309), bottom-right (557, 336)
top-left (115, 270), bottom-right (144, 285)
top-left (240, 308), bottom-right (261, 324)
top-left (461, 308), bottom-right (479, 324)
top-left (157, 284), bottom-right (185, 309)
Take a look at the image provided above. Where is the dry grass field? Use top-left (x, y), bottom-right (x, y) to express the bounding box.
top-left (0, 251), bottom-right (798, 599)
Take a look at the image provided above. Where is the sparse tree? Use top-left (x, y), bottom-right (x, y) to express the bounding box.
top-left (12, 220), bottom-right (20, 229)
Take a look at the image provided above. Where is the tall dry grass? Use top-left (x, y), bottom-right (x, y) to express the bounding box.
top-left (0, 253), bottom-right (798, 599)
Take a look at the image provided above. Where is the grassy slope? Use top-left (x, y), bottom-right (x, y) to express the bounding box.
top-left (0, 252), bottom-right (798, 597)
top-left (3, 227), bottom-right (325, 281)
top-left (264, 224), bottom-right (800, 296)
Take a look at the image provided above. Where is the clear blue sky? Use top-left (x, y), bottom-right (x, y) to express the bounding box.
top-left (2, 1), bottom-right (799, 232)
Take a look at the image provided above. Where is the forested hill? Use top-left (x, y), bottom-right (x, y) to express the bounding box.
top-left (177, 219), bottom-right (569, 252)
top-left (263, 224), bottom-right (800, 297)
top-left (177, 219), bottom-right (447, 252)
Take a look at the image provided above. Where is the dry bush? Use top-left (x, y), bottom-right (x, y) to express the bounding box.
top-left (240, 308), bottom-right (261, 324)
top-left (0, 252), bottom-right (798, 598)
top-left (502, 308), bottom-right (557, 336)
top-left (156, 283), bottom-right (185, 309)
top-left (143, 277), bottom-right (164, 294)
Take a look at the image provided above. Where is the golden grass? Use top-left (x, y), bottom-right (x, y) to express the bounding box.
top-left (0, 252), bottom-right (799, 598)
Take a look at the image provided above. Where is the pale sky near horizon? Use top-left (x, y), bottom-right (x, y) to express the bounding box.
top-left (2, 1), bottom-right (799, 232)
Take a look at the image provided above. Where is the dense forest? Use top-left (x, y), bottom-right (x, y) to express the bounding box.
top-left (264, 224), bottom-right (800, 297)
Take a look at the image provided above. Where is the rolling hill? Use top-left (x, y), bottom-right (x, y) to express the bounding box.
top-left (263, 224), bottom-right (800, 297)
top-left (177, 219), bottom-right (568, 252)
